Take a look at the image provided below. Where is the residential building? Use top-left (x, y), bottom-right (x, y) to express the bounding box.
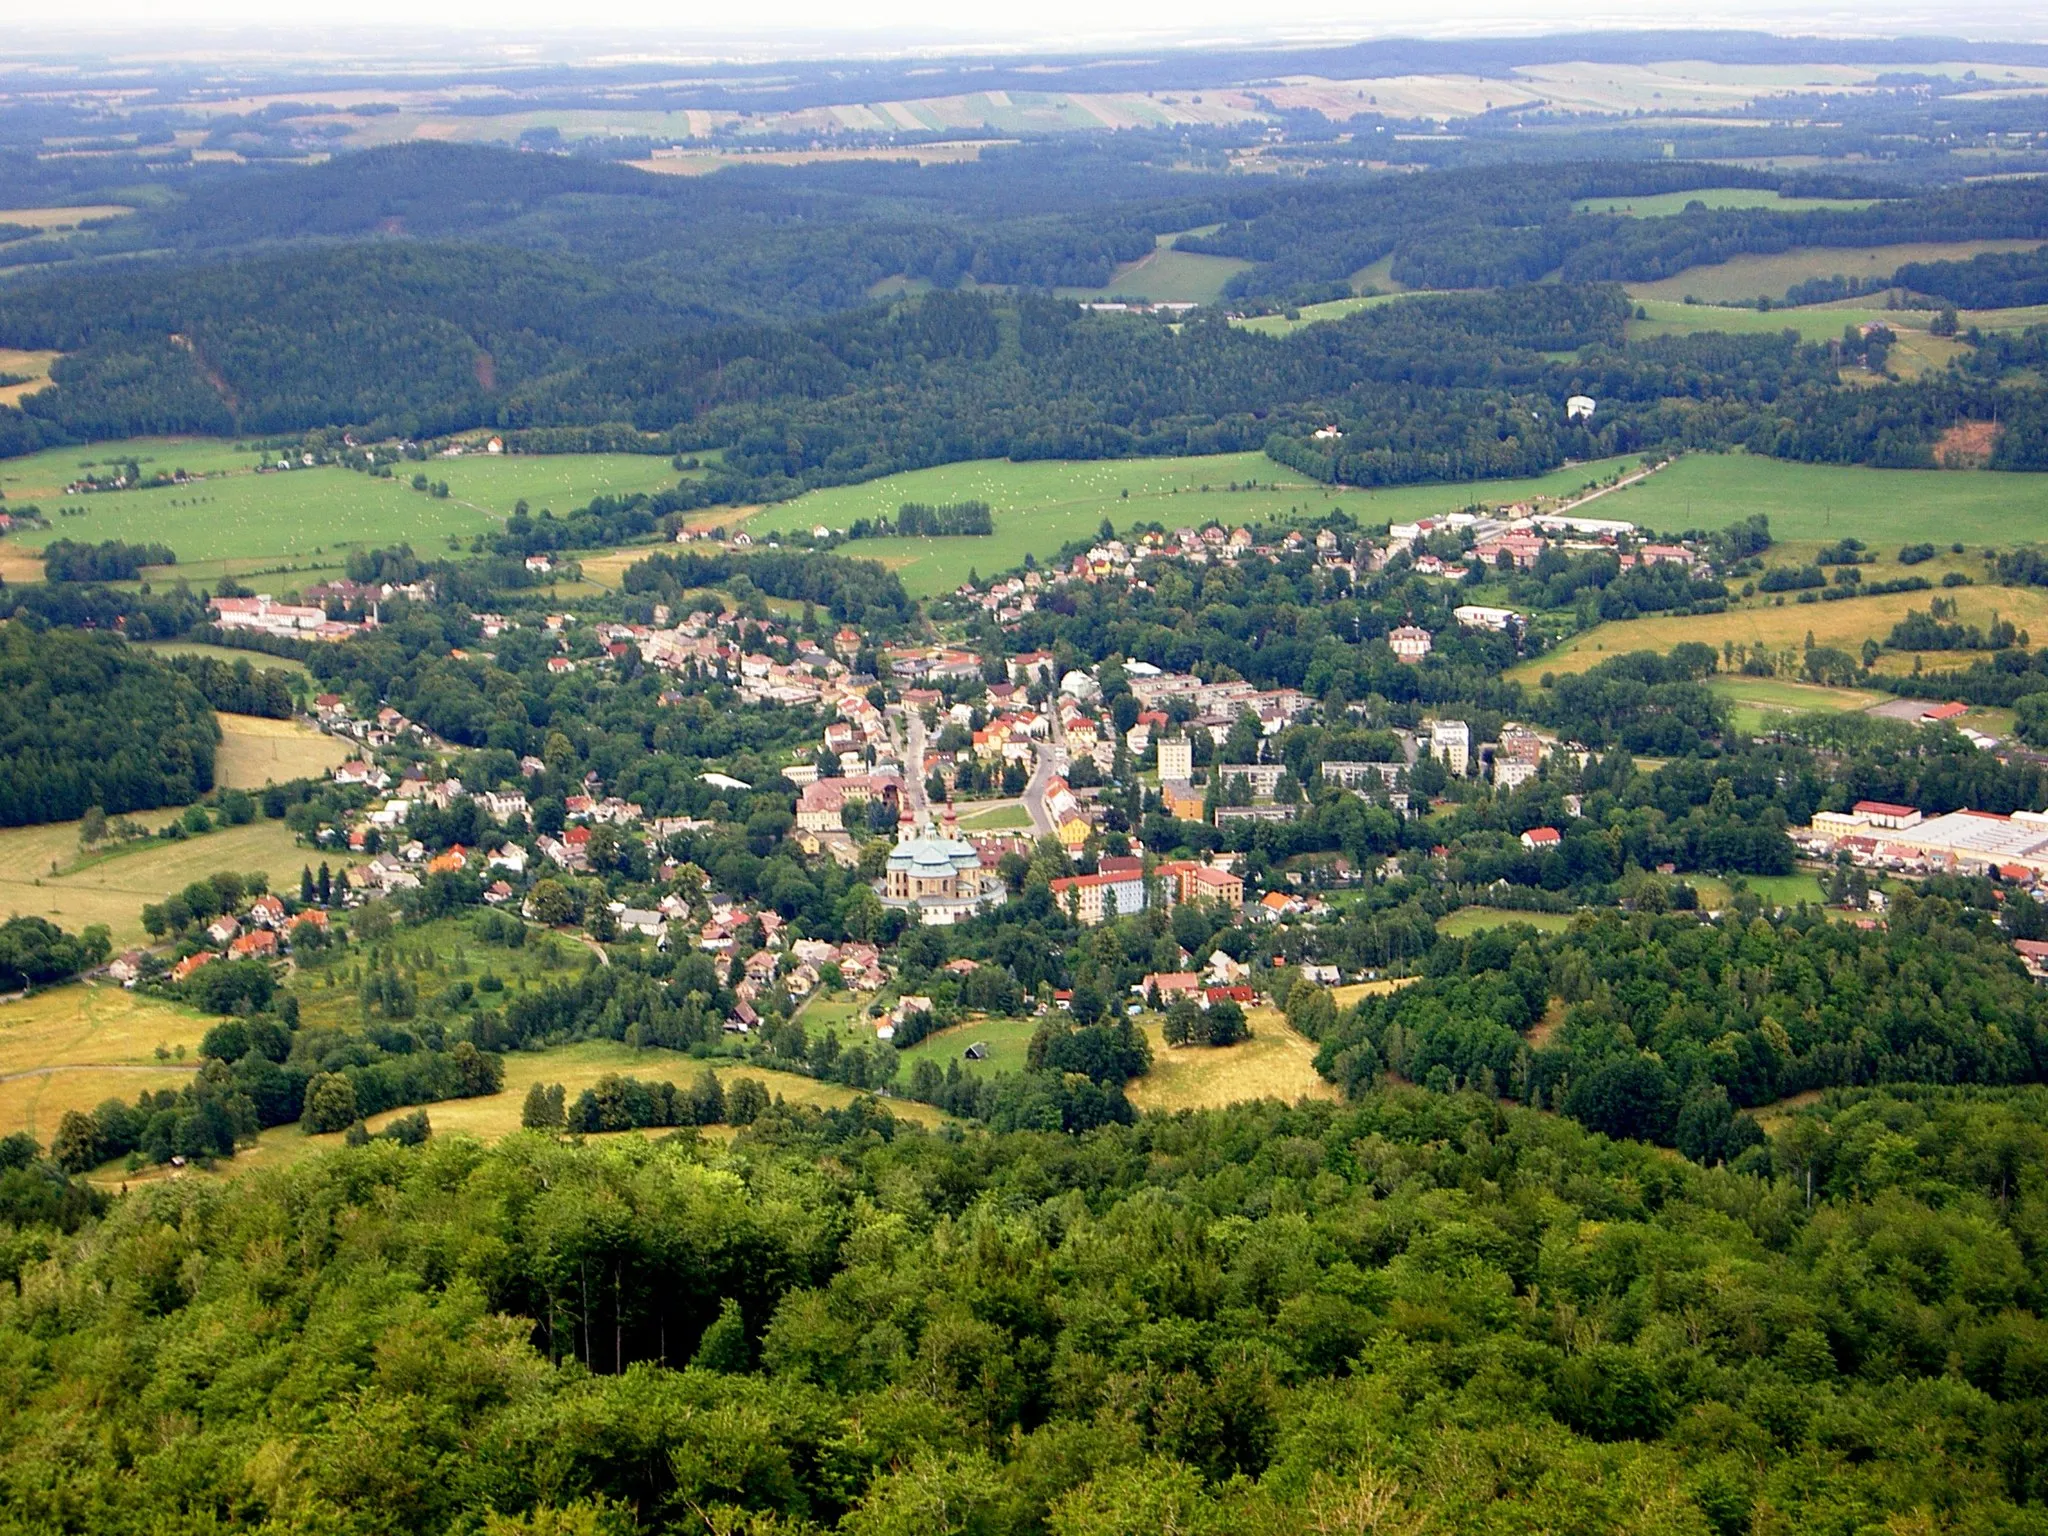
top-left (1388, 624), bottom-right (1434, 663)
top-left (1157, 735), bottom-right (1194, 782)
top-left (1429, 720), bottom-right (1472, 776)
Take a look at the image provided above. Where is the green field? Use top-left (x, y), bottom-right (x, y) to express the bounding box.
top-left (0, 983), bottom-right (215, 1144)
top-left (213, 713), bottom-right (350, 789)
top-left (1054, 231), bottom-right (1252, 306)
top-left (1706, 676), bottom-right (1884, 734)
top-left (1436, 908), bottom-right (1577, 938)
top-left (956, 802), bottom-right (1032, 829)
top-left (1234, 291), bottom-right (1421, 337)
top-left (139, 640), bottom-right (313, 678)
top-left (1739, 872), bottom-right (1830, 907)
top-left (746, 451), bottom-right (1642, 596)
top-left (2, 441), bottom-right (684, 577)
top-left (896, 1014), bottom-right (1041, 1077)
top-left (1626, 239), bottom-right (2046, 304)
top-left (1574, 188), bottom-right (1879, 217)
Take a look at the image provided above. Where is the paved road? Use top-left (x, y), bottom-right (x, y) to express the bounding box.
top-left (1023, 745), bottom-right (1058, 836)
top-left (901, 706), bottom-right (928, 822)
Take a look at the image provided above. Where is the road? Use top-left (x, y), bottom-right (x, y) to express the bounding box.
top-left (1023, 707), bottom-right (1070, 837)
top-left (899, 706), bottom-right (928, 824)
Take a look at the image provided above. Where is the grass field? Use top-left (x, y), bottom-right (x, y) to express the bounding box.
top-left (745, 452), bottom-right (1641, 597)
top-left (1707, 676), bottom-right (1885, 734)
top-left (956, 802), bottom-right (1032, 829)
top-left (0, 347), bottom-right (59, 409)
top-left (0, 440), bottom-right (683, 577)
top-left (1234, 291), bottom-right (1421, 337)
top-left (1054, 231), bottom-right (1252, 306)
top-left (0, 815), bottom-right (310, 948)
top-left (140, 640), bottom-right (313, 678)
top-left (1626, 240), bottom-right (2045, 304)
top-left (1573, 188), bottom-right (1879, 217)
top-left (1124, 1009), bottom-right (1338, 1113)
top-left (1436, 908), bottom-right (1577, 938)
top-left (1624, 299), bottom-right (1968, 379)
top-left (0, 204), bottom-right (134, 229)
top-left (1516, 583), bottom-right (2048, 683)
top-left (1740, 872), bottom-right (1830, 907)
top-left (213, 713), bottom-right (350, 789)
top-left (896, 1014), bottom-right (1040, 1077)
top-left (0, 983), bottom-right (216, 1143)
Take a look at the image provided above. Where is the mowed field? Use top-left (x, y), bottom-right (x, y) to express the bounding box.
top-left (1124, 1010), bottom-right (1338, 1113)
top-left (745, 451), bottom-right (1641, 597)
top-left (1573, 188), bottom-right (1880, 217)
top-left (1514, 584), bottom-right (2048, 682)
top-left (0, 983), bottom-right (215, 1144)
top-left (1626, 239), bottom-right (2046, 304)
top-left (0, 440), bottom-right (683, 577)
top-left (1592, 451), bottom-right (2048, 546)
top-left (1234, 291), bottom-right (1420, 337)
top-left (213, 713), bottom-right (351, 789)
top-left (1053, 231), bottom-right (1252, 306)
top-left (0, 814), bottom-right (311, 948)
top-left (1707, 676), bottom-right (1885, 734)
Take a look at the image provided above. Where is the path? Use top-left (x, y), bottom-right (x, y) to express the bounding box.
top-left (1548, 458), bottom-right (1668, 515)
top-left (576, 935), bottom-right (612, 967)
top-left (0, 1063), bottom-right (198, 1085)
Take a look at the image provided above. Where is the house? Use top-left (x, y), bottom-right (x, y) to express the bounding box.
top-left (204, 915), bottom-right (240, 947)
top-left (246, 895), bottom-right (287, 930)
top-left (171, 952), bottom-right (216, 983)
top-left (106, 951), bottom-right (147, 986)
top-left (1143, 971), bottom-right (1203, 1004)
top-left (228, 929), bottom-right (279, 959)
top-left (1521, 827), bottom-right (1562, 851)
top-left (1049, 868), bottom-right (1162, 927)
top-left (1388, 625), bottom-right (1434, 664)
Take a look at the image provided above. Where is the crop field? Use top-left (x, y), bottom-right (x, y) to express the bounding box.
top-left (1625, 240), bottom-right (2045, 304)
top-left (213, 713), bottom-right (350, 789)
top-left (1513, 583), bottom-right (2048, 683)
top-left (0, 203), bottom-right (135, 230)
top-left (1436, 908), bottom-right (1577, 938)
top-left (1053, 231), bottom-right (1252, 306)
top-left (0, 983), bottom-right (215, 1143)
top-left (1124, 1010), bottom-right (1338, 1113)
top-left (1707, 676), bottom-right (1884, 734)
top-left (0, 440), bottom-right (683, 576)
top-left (746, 451), bottom-right (1641, 597)
top-left (1574, 188), bottom-right (1880, 217)
top-left (0, 815), bottom-right (311, 948)
top-left (1595, 451), bottom-right (2048, 547)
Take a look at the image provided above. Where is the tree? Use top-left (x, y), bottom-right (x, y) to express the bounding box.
top-left (301, 1072), bottom-right (359, 1134)
top-left (691, 1297), bottom-right (751, 1373)
top-left (50, 1110), bottom-right (102, 1173)
top-left (528, 879), bottom-right (579, 927)
top-left (727, 1077), bottom-right (771, 1126)
top-left (78, 806), bottom-right (108, 847)
top-left (521, 1081), bottom-right (566, 1130)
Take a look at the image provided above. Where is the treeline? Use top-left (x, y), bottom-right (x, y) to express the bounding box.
top-left (848, 500), bottom-right (993, 539)
top-left (37, 537), bottom-right (175, 581)
top-left (162, 652), bottom-right (297, 718)
top-left (0, 624), bottom-right (218, 825)
top-left (520, 1070), bottom-right (771, 1134)
top-left (622, 547), bottom-right (914, 628)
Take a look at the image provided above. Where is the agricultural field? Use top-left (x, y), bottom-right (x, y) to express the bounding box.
top-left (1123, 1009), bottom-right (1337, 1113)
top-left (1516, 582), bottom-right (2048, 683)
top-left (1706, 676), bottom-right (1885, 734)
top-left (213, 713), bottom-right (351, 789)
top-left (0, 440), bottom-right (684, 578)
top-left (0, 346), bottom-right (58, 409)
top-left (0, 814), bottom-right (311, 948)
top-left (1574, 188), bottom-right (1881, 217)
top-left (1622, 298), bottom-right (1975, 375)
top-left (0, 203), bottom-right (135, 230)
top-left (1053, 230), bottom-right (1252, 306)
top-left (746, 451), bottom-right (1641, 597)
top-left (1625, 239), bottom-right (2045, 304)
top-left (0, 982), bottom-right (214, 1144)
top-left (1234, 291), bottom-right (1420, 337)
top-left (1435, 908), bottom-right (1576, 938)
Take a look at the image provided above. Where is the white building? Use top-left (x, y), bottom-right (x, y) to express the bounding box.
top-left (1157, 735), bottom-right (1194, 783)
top-left (1453, 605), bottom-right (1522, 632)
top-left (1429, 720), bottom-right (1471, 776)
top-left (1388, 624), bottom-right (1434, 663)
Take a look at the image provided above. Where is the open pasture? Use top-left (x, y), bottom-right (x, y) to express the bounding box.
top-left (746, 451), bottom-right (1640, 597)
top-left (1707, 676), bottom-right (1884, 734)
top-left (1575, 188), bottom-right (1879, 218)
top-left (1626, 240), bottom-right (2045, 304)
top-left (1436, 908), bottom-right (1577, 938)
top-left (896, 1014), bottom-right (1041, 1078)
top-left (1054, 231), bottom-right (1252, 306)
top-left (0, 983), bottom-right (216, 1143)
top-left (213, 713), bottom-right (349, 789)
top-left (0, 815), bottom-right (310, 949)
top-left (1124, 1009), bottom-right (1337, 1113)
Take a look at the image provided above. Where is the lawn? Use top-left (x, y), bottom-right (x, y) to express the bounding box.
top-left (0, 440), bottom-right (683, 577)
top-left (1574, 188), bottom-right (1880, 217)
top-left (1515, 583), bottom-right (2048, 684)
top-left (1707, 676), bottom-right (1884, 735)
top-left (1436, 908), bottom-right (1577, 938)
top-left (956, 802), bottom-right (1032, 829)
top-left (0, 815), bottom-right (311, 948)
top-left (1053, 231), bottom-right (1252, 306)
top-left (745, 451), bottom-right (1642, 597)
top-left (1581, 450), bottom-right (2048, 549)
top-left (0, 982), bottom-right (215, 1143)
top-left (1739, 872), bottom-right (1830, 907)
top-left (213, 713), bottom-right (350, 789)
top-left (1625, 239), bottom-right (2045, 304)
top-left (1124, 1010), bottom-right (1338, 1113)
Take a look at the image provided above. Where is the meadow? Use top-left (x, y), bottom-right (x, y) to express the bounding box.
top-left (1625, 239), bottom-right (2045, 304)
top-left (1435, 908), bottom-right (1576, 938)
top-left (213, 713), bottom-right (351, 789)
top-left (0, 983), bottom-right (214, 1145)
top-left (1233, 291), bottom-right (1421, 337)
top-left (1053, 230), bottom-right (1252, 306)
top-left (1, 440), bottom-right (684, 578)
top-left (1123, 1009), bottom-right (1337, 1113)
top-left (895, 1014), bottom-right (1040, 1078)
top-left (1706, 675), bottom-right (1884, 734)
top-left (0, 346), bottom-right (58, 409)
top-left (745, 451), bottom-right (1642, 597)
top-left (1573, 188), bottom-right (1881, 217)
top-left (140, 640), bottom-right (312, 678)
top-left (0, 814), bottom-right (312, 948)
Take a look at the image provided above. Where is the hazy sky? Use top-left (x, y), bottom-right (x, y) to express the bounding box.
top-left (14, 0), bottom-right (2048, 50)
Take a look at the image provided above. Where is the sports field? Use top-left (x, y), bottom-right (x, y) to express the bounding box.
top-left (0, 814), bottom-right (311, 948)
top-left (1626, 240), bottom-right (2045, 304)
top-left (1124, 1009), bottom-right (1337, 1113)
top-left (1574, 188), bottom-right (1880, 217)
top-left (0, 983), bottom-right (214, 1144)
top-left (0, 439), bottom-right (683, 576)
top-left (213, 713), bottom-right (350, 789)
top-left (746, 451), bottom-right (1641, 596)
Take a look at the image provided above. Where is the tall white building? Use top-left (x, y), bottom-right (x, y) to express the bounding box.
top-left (1157, 735), bottom-right (1193, 783)
top-left (1430, 720), bottom-right (1471, 776)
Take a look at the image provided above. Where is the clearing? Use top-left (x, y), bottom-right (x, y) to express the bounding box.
top-left (140, 640), bottom-right (312, 678)
top-left (0, 982), bottom-right (215, 1144)
top-left (1124, 1009), bottom-right (1338, 1113)
top-left (0, 814), bottom-right (311, 948)
top-left (1706, 676), bottom-right (1885, 734)
top-left (0, 347), bottom-right (60, 409)
top-left (1053, 230), bottom-right (1253, 306)
top-left (1436, 908), bottom-right (1576, 938)
top-left (1574, 188), bottom-right (1880, 217)
top-left (896, 1014), bottom-right (1041, 1078)
top-left (745, 451), bottom-right (1641, 597)
top-left (1625, 239), bottom-right (2045, 304)
top-left (213, 713), bottom-right (350, 789)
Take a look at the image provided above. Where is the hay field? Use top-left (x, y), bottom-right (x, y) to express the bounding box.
top-left (1125, 1010), bottom-right (1337, 1113)
top-left (0, 816), bottom-right (311, 948)
top-left (1626, 240), bottom-right (2045, 304)
top-left (1054, 232), bottom-right (1252, 306)
top-left (745, 451), bottom-right (1639, 597)
top-left (213, 713), bottom-right (349, 789)
top-left (1575, 188), bottom-right (1880, 217)
top-left (0, 347), bottom-right (59, 408)
top-left (0, 204), bottom-right (134, 229)
top-left (0, 983), bottom-right (216, 1143)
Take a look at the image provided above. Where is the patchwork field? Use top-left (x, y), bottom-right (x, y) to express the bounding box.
top-left (0, 983), bottom-right (215, 1144)
top-left (1124, 1009), bottom-right (1337, 1113)
top-left (0, 440), bottom-right (683, 577)
top-left (0, 814), bottom-right (312, 948)
top-left (1054, 231), bottom-right (1252, 306)
top-left (1625, 240), bottom-right (2045, 304)
top-left (745, 451), bottom-right (1641, 597)
top-left (1574, 188), bottom-right (1880, 217)
top-left (213, 713), bottom-right (350, 789)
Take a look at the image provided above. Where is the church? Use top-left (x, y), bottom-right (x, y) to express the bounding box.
top-left (878, 805), bottom-right (1008, 925)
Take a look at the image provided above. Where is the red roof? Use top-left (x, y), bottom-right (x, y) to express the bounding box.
top-left (1853, 800), bottom-right (1918, 818)
top-left (1922, 702), bottom-right (1969, 721)
top-left (1522, 827), bottom-right (1562, 846)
